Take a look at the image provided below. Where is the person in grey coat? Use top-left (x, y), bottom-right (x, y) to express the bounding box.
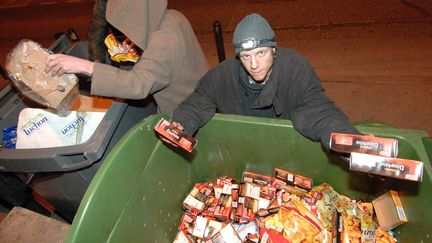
top-left (45, 0), bottom-right (209, 116)
top-left (171, 13), bottom-right (360, 150)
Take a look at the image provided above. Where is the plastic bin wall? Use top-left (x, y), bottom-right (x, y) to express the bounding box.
top-left (66, 114), bottom-right (432, 242)
top-left (0, 39), bottom-right (157, 222)
top-left (0, 86), bottom-right (155, 221)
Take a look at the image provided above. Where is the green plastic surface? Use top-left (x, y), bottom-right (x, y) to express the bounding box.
top-left (423, 137), bottom-right (432, 165)
top-left (66, 114), bottom-right (432, 243)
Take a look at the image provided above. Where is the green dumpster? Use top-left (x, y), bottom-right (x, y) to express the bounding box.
top-left (66, 114), bottom-right (432, 242)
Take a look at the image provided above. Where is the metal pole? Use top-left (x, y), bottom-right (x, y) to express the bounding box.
top-left (213, 21), bottom-right (226, 63)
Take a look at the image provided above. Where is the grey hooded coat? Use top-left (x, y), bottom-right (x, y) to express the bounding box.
top-left (89, 0), bottom-right (209, 115)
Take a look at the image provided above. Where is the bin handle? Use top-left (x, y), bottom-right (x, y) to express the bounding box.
top-left (24, 173), bottom-right (35, 185)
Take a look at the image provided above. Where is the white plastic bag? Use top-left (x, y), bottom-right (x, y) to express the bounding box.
top-left (16, 108), bottom-right (106, 149)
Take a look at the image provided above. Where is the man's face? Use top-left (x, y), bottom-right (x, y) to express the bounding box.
top-left (239, 47), bottom-right (275, 83)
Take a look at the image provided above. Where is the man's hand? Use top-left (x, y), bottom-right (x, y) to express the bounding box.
top-left (45, 54), bottom-right (95, 77)
top-left (171, 122), bottom-right (184, 131)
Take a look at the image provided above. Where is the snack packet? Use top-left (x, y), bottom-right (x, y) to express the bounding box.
top-left (104, 33), bottom-right (140, 63)
top-left (262, 204), bottom-right (323, 242)
top-left (360, 203), bottom-right (376, 243)
top-left (340, 211), bottom-right (362, 242)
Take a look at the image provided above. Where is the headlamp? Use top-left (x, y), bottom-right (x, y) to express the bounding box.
top-left (234, 37), bottom-right (275, 51)
top-left (241, 38), bottom-right (259, 49)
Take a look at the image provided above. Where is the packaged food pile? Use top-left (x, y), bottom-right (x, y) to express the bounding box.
top-left (174, 168), bottom-right (402, 243)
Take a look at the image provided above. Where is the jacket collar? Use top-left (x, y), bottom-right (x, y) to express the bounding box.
top-left (235, 56), bottom-right (281, 114)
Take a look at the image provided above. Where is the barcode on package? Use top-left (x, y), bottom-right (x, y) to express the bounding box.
top-left (397, 207), bottom-right (406, 220)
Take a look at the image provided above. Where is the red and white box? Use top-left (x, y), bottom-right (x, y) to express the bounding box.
top-left (178, 212), bottom-right (196, 233)
top-left (330, 133), bottom-right (398, 157)
top-left (183, 183), bottom-right (213, 215)
top-left (154, 118), bottom-right (197, 152)
top-left (349, 152), bottom-right (423, 182)
top-left (274, 168), bottom-right (313, 190)
top-left (242, 171), bottom-right (272, 186)
top-left (210, 223), bottom-right (242, 243)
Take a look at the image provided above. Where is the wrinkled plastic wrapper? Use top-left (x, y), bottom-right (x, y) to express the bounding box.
top-left (261, 203), bottom-right (324, 242)
top-left (2, 125), bottom-right (17, 149)
top-left (104, 33), bottom-right (140, 63)
top-left (5, 39), bottom-right (79, 114)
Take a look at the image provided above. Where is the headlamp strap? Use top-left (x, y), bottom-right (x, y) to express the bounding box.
top-left (234, 37), bottom-right (275, 50)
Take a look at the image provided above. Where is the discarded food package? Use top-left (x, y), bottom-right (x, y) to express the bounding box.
top-left (274, 167), bottom-right (313, 190)
top-left (350, 152), bottom-right (423, 182)
top-left (154, 118), bottom-right (197, 152)
top-left (174, 169), bottom-right (399, 243)
top-left (330, 133), bottom-right (398, 157)
top-left (5, 39), bottom-right (79, 113)
top-left (104, 33), bottom-right (140, 63)
top-left (16, 108), bottom-right (106, 149)
top-left (372, 190), bottom-right (408, 231)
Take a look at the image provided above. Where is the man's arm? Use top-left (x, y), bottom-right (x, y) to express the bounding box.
top-left (289, 57), bottom-right (360, 150)
top-left (172, 73), bottom-right (219, 136)
top-left (45, 54), bottom-right (94, 76)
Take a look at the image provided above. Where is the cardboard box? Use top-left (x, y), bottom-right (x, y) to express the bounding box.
top-left (350, 152), bottom-right (423, 182)
top-left (178, 213), bottom-right (196, 232)
top-left (183, 183), bottom-right (213, 215)
top-left (236, 184), bottom-right (258, 222)
top-left (372, 190), bottom-right (408, 231)
top-left (173, 230), bottom-right (194, 243)
top-left (274, 168), bottom-right (313, 190)
top-left (214, 194), bottom-right (232, 223)
top-left (242, 171), bottom-right (272, 186)
top-left (154, 118), bottom-right (197, 152)
top-left (210, 223), bottom-right (242, 243)
top-left (330, 133), bottom-right (398, 157)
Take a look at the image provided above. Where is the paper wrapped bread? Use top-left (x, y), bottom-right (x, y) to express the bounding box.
top-left (5, 39), bottom-right (78, 112)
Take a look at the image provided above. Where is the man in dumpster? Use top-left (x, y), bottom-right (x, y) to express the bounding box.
top-left (44, 0), bottom-right (209, 116)
top-left (169, 13), bottom-right (360, 150)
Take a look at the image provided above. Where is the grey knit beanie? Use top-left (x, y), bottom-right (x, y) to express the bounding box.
top-left (233, 13), bottom-right (276, 54)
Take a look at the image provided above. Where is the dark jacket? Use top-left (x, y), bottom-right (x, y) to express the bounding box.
top-left (172, 48), bottom-right (360, 150)
top-left (87, 0), bottom-right (109, 63)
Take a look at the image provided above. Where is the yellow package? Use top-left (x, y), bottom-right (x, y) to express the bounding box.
top-left (104, 33), bottom-right (140, 63)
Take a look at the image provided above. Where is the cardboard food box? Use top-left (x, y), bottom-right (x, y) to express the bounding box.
top-left (372, 190), bottom-right (408, 231)
top-left (274, 168), bottom-right (313, 190)
top-left (330, 133), bottom-right (398, 157)
top-left (154, 118), bottom-right (197, 152)
top-left (183, 183), bottom-right (212, 215)
top-left (350, 152), bottom-right (423, 182)
top-left (242, 171), bottom-right (272, 186)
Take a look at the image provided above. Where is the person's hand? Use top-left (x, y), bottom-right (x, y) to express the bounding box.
top-left (171, 122), bottom-right (184, 131)
top-left (45, 54), bottom-right (94, 77)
